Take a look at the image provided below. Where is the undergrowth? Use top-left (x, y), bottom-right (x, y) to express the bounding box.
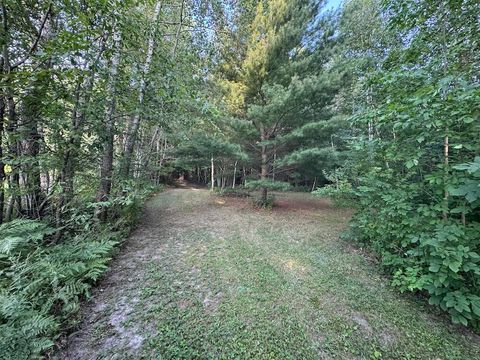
top-left (0, 185), bottom-right (163, 359)
top-left (315, 162), bottom-right (480, 331)
top-left (252, 194), bottom-right (276, 209)
top-left (215, 187), bottom-right (251, 198)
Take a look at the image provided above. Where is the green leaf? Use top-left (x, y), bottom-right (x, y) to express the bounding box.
top-left (472, 302), bottom-right (480, 317)
top-left (448, 261), bottom-right (461, 273)
top-left (429, 263), bottom-right (441, 273)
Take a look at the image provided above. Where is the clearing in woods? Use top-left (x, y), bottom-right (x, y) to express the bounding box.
top-left (57, 188), bottom-right (480, 359)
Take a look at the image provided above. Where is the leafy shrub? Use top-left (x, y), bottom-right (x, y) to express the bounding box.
top-left (0, 219), bottom-right (119, 359)
top-left (215, 187), bottom-right (251, 198)
top-left (245, 179), bottom-right (291, 192)
top-left (313, 180), bottom-right (354, 207)
top-left (252, 194), bottom-right (276, 209)
top-left (344, 165), bottom-right (480, 329)
top-left (387, 222), bottom-right (480, 327)
top-left (288, 185), bottom-right (311, 193)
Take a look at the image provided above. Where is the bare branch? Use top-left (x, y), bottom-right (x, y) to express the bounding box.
top-left (11, 3), bottom-right (52, 70)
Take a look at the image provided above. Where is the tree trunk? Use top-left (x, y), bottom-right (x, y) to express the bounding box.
top-left (21, 8), bottom-right (55, 219)
top-left (221, 168), bottom-right (226, 190)
top-left (443, 132), bottom-right (449, 221)
top-left (211, 156), bottom-right (214, 190)
top-left (21, 67), bottom-right (52, 219)
top-left (232, 161), bottom-right (237, 188)
top-left (0, 90), bottom-right (5, 224)
top-left (55, 63), bottom-right (100, 239)
top-left (260, 126), bottom-right (268, 203)
top-left (96, 30), bottom-right (122, 221)
top-left (121, 1), bottom-right (162, 178)
top-left (171, 0), bottom-right (184, 58)
top-left (2, 3), bottom-right (22, 219)
top-left (272, 152), bottom-right (276, 180)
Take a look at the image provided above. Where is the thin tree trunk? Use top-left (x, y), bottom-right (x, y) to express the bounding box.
top-left (211, 156), bottom-right (214, 190)
top-left (221, 168), bottom-right (226, 190)
top-left (0, 89), bottom-right (5, 224)
top-left (22, 76), bottom-right (47, 219)
top-left (96, 30), bottom-right (122, 221)
top-left (232, 161), bottom-right (237, 188)
top-left (171, 0), bottom-right (184, 58)
top-left (122, 1), bottom-right (162, 178)
top-left (21, 7), bottom-right (54, 219)
top-left (2, 7), bottom-right (21, 219)
top-left (55, 65), bottom-right (100, 239)
top-left (260, 125), bottom-right (268, 203)
top-left (142, 126), bottom-right (160, 175)
top-left (272, 149), bottom-right (276, 181)
top-left (443, 132), bottom-right (449, 221)
top-left (440, 1), bottom-right (449, 222)
top-left (5, 196), bottom-right (13, 222)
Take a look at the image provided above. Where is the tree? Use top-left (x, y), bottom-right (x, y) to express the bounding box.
top-left (220, 0), bottom-right (322, 203)
top-left (323, 0), bottom-right (480, 327)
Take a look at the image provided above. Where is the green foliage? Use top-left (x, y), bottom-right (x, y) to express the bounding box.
top-left (215, 187), bottom-right (251, 198)
top-left (451, 157), bottom-right (480, 204)
top-left (326, 0), bottom-right (480, 329)
top-left (245, 180), bottom-right (291, 192)
top-left (0, 220), bottom-right (55, 256)
top-left (252, 193), bottom-right (276, 209)
top-left (0, 219), bottom-right (120, 358)
top-left (313, 181), bottom-right (354, 207)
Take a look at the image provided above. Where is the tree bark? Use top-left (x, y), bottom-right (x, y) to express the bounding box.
top-left (121, 1), bottom-right (162, 178)
top-left (272, 148), bottom-right (276, 181)
top-left (260, 125), bottom-right (268, 203)
top-left (21, 88), bottom-right (43, 219)
top-left (443, 132), bottom-right (449, 221)
top-left (211, 156), bottom-right (214, 190)
top-left (96, 30), bottom-right (122, 221)
top-left (2, 3), bottom-right (21, 219)
top-left (55, 41), bottom-right (104, 239)
top-left (0, 88), bottom-right (5, 224)
top-left (232, 160), bottom-right (237, 188)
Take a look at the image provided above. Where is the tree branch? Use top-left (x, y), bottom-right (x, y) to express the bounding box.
top-left (11, 3), bottom-right (52, 70)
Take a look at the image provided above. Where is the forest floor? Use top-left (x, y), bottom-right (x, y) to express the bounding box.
top-left (55, 187), bottom-right (480, 360)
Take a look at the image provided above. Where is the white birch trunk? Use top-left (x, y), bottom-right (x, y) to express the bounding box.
top-left (122, 1), bottom-right (162, 177)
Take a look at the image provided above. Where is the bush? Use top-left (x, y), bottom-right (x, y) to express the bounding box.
top-left (286, 185), bottom-right (311, 193)
top-left (0, 220), bottom-right (119, 359)
top-left (346, 169), bottom-right (480, 330)
top-left (245, 179), bottom-right (291, 192)
top-left (0, 185), bottom-right (161, 359)
top-left (252, 194), bottom-right (276, 209)
top-left (215, 187), bottom-right (251, 198)
top-left (313, 180), bottom-right (354, 207)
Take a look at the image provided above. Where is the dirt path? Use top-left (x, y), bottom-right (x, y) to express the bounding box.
top-left (56, 188), bottom-right (480, 360)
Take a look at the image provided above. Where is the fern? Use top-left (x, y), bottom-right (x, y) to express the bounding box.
top-left (0, 220), bottom-right (54, 255)
top-left (0, 184), bottom-right (150, 359)
top-left (0, 220), bottom-right (119, 359)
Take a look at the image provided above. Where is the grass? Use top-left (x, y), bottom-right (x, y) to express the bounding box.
top-left (57, 188), bottom-right (480, 359)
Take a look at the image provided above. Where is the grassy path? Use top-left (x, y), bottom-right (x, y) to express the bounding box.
top-left (57, 188), bottom-right (480, 359)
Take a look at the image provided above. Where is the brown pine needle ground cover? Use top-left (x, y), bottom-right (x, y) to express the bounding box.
top-left (56, 188), bottom-right (480, 359)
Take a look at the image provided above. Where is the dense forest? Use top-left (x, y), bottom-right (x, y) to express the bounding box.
top-left (0, 0), bottom-right (479, 358)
